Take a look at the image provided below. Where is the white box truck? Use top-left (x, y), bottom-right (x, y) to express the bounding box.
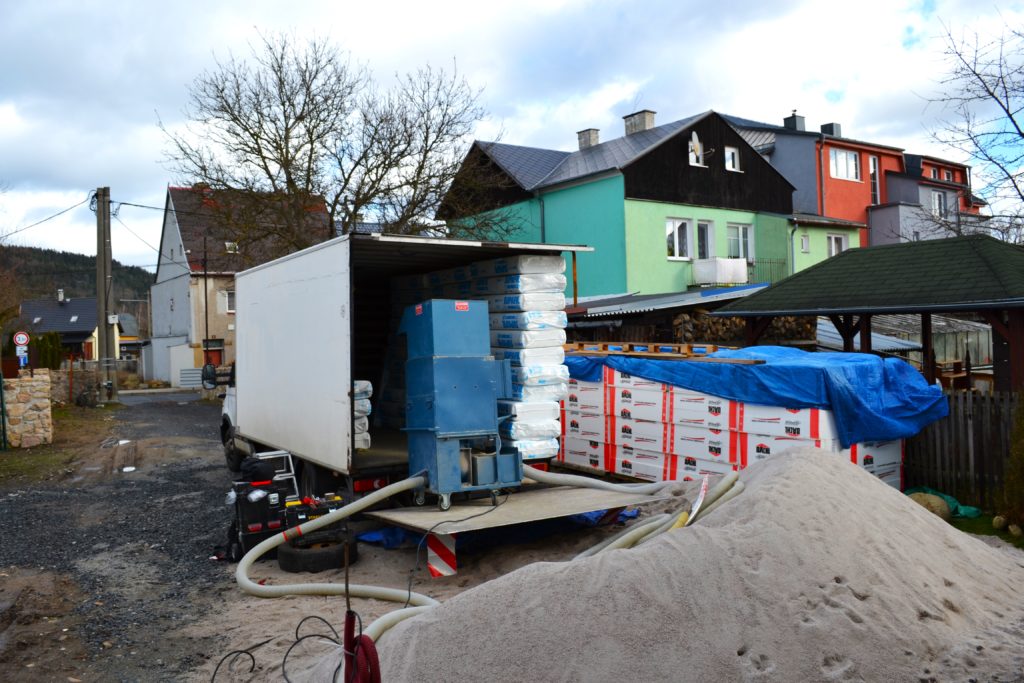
top-left (220, 232), bottom-right (588, 501)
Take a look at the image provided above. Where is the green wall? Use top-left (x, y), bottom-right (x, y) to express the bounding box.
top-left (623, 200), bottom-right (791, 294)
top-left (462, 199), bottom-right (543, 242)
top-left (792, 226), bottom-right (861, 272)
top-left (541, 175), bottom-right (627, 298)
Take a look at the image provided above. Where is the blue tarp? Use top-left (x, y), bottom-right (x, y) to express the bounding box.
top-left (564, 346), bottom-right (948, 448)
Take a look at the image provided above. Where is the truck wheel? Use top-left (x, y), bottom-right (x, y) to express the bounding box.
top-left (223, 424), bottom-right (246, 472)
top-left (277, 534), bottom-right (359, 574)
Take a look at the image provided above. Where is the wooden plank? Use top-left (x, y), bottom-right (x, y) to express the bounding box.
top-left (366, 485), bottom-right (669, 535)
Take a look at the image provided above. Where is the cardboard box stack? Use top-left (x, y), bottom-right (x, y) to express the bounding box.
top-left (559, 366), bottom-right (903, 488)
top-left (387, 254), bottom-right (569, 462)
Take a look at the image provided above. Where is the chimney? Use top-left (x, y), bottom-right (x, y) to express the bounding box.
top-left (623, 110), bottom-right (656, 135)
top-left (577, 128), bottom-right (600, 150)
top-left (783, 110), bottom-right (805, 131)
top-left (57, 288), bottom-right (64, 303)
top-left (820, 122), bottom-right (842, 137)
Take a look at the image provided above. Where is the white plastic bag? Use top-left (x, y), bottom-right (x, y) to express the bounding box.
top-left (508, 437), bottom-right (561, 460)
top-left (500, 418), bottom-right (562, 440)
top-left (511, 364), bottom-right (570, 386)
top-left (486, 292), bottom-right (566, 312)
top-left (492, 346), bottom-right (566, 367)
top-left (491, 328), bottom-right (567, 349)
top-left (497, 399), bottom-right (561, 421)
top-left (511, 381), bottom-right (568, 402)
top-left (489, 311), bottom-right (567, 330)
top-left (470, 255), bottom-right (565, 278)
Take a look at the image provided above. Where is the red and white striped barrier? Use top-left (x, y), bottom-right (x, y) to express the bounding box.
top-left (427, 533), bottom-right (458, 577)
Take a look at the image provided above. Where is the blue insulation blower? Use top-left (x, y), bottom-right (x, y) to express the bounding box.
top-left (399, 299), bottom-right (522, 510)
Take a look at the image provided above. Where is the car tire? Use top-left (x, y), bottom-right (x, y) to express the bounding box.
top-left (277, 531), bottom-right (359, 573)
top-left (223, 424), bottom-right (246, 473)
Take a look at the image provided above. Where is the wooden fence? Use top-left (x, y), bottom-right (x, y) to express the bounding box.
top-left (904, 390), bottom-right (1019, 510)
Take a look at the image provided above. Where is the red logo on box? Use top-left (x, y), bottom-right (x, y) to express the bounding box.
top-left (455, 301), bottom-right (469, 311)
top-left (415, 304), bottom-right (423, 316)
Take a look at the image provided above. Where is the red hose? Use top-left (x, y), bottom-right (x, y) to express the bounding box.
top-left (344, 609), bottom-right (381, 683)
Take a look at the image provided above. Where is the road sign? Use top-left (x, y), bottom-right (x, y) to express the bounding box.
top-left (15, 345), bottom-right (27, 357)
top-left (13, 331), bottom-right (30, 346)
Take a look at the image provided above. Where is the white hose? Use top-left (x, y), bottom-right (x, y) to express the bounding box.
top-left (691, 471), bottom-right (739, 520)
top-left (523, 464), bottom-right (672, 494)
top-left (593, 513), bottom-right (674, 554)
top-left (363, 605), bottom-right (434, 642)
top-left (574, 513), bottom-right (671, 560)
top-left (235, 475), bottom-right (439, 610)
top-left (691, 481), bottom-right (745, 523)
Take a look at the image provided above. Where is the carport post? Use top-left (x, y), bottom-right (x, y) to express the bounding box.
top-left (921, 313), bottom-right (934, 384)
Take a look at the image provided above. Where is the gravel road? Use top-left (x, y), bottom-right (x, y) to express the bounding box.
top-left (0, 393), bottom-right (238, 681)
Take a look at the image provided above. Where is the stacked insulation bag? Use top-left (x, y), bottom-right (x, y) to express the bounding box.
top-left (559, 364), bottom-right (906, 488)
top-left (353, 380), bottom-right (373, 450)
top-left (387, 254), bottom-right (569, 463)
top-left (481, 255), bottom-right (568, 462)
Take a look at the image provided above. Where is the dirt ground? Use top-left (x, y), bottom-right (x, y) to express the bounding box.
top-left (0, 393), bottom-right (646, 682)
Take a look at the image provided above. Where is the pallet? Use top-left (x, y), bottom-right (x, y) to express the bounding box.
top-left (564, 341), bottom-right (733, 357)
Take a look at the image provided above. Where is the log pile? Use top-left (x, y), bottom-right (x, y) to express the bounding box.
top-left (674, 311), bottom-right (815, 344)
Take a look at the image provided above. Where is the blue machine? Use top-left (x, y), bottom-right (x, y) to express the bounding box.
top-left (399, 299), bottom-right (522, 510)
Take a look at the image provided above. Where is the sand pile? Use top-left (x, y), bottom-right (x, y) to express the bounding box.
top-left (377, 450), bottom-right (1024, 682)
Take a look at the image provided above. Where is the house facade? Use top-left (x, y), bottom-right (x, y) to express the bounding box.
top-left (726, 112), bottom-right (985, 248)
top-left (442, 111), bottom-right (796, 298)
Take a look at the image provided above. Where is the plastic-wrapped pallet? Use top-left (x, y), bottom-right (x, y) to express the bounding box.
top-left (492, 346), bottom-right (566, 367)
top-left (470, 254), bottom-right (566, 278)
top-left (473, 273), bottom-right (566, 296)
top-left (508, 437), bottom-right (561, 461)
top-left (487, 293), bottom-right (566, 313)
top-left (489, 311), bottom-right (568, 330)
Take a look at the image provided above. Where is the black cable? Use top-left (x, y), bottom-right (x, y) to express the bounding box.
top-left (294, 614), bottom-right (339, 642)
top-left (209, 636), bottom-right (273, 682)
top-left (4, 195), bottom-right (91, 238)
top-left (282, 633), bottom-right (341, 683)
top-left (403, 491), bottom-right (510, 608)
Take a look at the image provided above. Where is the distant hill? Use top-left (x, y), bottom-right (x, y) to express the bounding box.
top-left (0, 244), bottom-right (154, 307)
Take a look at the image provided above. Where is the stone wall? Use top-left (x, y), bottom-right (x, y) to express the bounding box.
top-left (2, 370), bottom-right (54, 448)
top-left (49, 369), bottom-right (100, 406)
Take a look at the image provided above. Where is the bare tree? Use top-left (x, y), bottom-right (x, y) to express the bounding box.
top-left (930, 25), bottom-right (1024, 242)
top-left (162, 33), bottom-right (514, 251)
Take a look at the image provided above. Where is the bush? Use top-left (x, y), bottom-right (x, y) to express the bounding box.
top-left (1004, 397), bottom-right (1024, 525)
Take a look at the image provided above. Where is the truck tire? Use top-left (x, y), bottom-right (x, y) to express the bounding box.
top-left (277, 532), bottom-right (359, 574)
top-left (223, 424), bottom-right (246, 472)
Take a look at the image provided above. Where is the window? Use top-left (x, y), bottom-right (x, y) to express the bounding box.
top-left (913, 231), bottom-right (920, 242)
top-left (869, 155), bottom-right (880, 205)
top-left (225, 241), bottom-right (239, 254)
top-left (726, 223), bottom-right (753, 260)
top-left (827, 234), bottom-right (847, 257)
top-left (32, 316), bottom-right (42, 324)
top-left (724, 146), bottom-right (741, 172)
top-left (688, 133), bottom-right (704, 166)
top-left (696, 222), bottom-right (712, 259)
top-left (930, 167), bottom-right (939, 179)
top-left (226, 290), bottom-right (236, 313)
top-left (829, 148), bottom-right (861, 181)
top-left (70, 315), bottom-right (78, 323)
top-left (800, 234), bottom-right (810, 253)
top-left (931, 191), bottom-right (948, 218)
top-left (944, 170), bottom-right (953, 182)
top-left (666, 219), bottom-right (690, 259)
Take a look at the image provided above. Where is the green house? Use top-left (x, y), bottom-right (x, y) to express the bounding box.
top-left (440, 110), bottom-right (799, 298)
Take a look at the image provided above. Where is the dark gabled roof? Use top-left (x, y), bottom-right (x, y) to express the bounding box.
top-left (714, 234), bottom-right (1024, 316)
top-left (166, 186), bottom-right (331, 274)
top-left (474, 112), bottom-right (706, 191)
top-left (792, 212), bottom-right (865, 228)
top-left (118, 312), bottom-right (140, 337)
top-left (478, 142), bottom-right (570, 190)
top-left (20, 297), bottom-right (97, 334)
top-left (721, 113), bottom-right (904, 153)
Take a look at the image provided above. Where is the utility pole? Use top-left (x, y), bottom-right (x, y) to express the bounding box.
top-left (95, 187), bottom-right (118, 401)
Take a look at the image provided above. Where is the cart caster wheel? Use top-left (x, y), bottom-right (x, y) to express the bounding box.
top-left (489, 490), bottom-right (500, 506)
top-left (414, 490), bottom-right (426, 506)
top-left (438, 494), bottom-right (452, 512)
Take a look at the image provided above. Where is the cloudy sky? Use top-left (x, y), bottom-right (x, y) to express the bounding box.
top-left (0, 0), bottom-right (1018, 270)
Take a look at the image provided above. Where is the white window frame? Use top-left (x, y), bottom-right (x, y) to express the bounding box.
top-left (225, 241), bottom-right (239, 254)
top-left (724, 146), bottom-right (741, 172)
top-left (931, 190), bottom-right (948, 218)
top-left (726, 223), bottom-right (753, 260)
top-left (688, 134), bottom-right (705, 167)
top-left (869, 155), bottom-right (880, 205)
top-left (695, 221), bottom-right (714, 260)
top-left (827, 233), bottom-right (847, 257)
top-left (800, 234), bottom-right (810, 253)
top-left (666, 218), bottom-right (691, 260)
top-left (930, 167), bottom-right (939, 179)
top-left (829, 148), bottom-right (861, 181)
top-left (943, 169), bottom-right (953, 182)
top-left (226, 290), bottom-right (236, 313)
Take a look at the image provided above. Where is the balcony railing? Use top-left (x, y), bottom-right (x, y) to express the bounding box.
top-left (687, 257), bottom-right (788, 287)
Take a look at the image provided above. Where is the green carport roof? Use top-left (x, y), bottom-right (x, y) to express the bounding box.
top-left (715, 234), bottom-right (1024, 317)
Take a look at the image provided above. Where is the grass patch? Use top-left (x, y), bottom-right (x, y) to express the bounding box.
top-left (0, 404), bottom-right (117, 485)
top-left (950, 515), bottom-right (1024, 550)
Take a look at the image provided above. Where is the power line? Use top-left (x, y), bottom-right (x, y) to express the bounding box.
top-left (3, 195), bottom-right (92, 238)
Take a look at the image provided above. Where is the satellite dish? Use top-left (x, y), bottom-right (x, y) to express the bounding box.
top-left (689, 131), bottom-right (702, 158)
